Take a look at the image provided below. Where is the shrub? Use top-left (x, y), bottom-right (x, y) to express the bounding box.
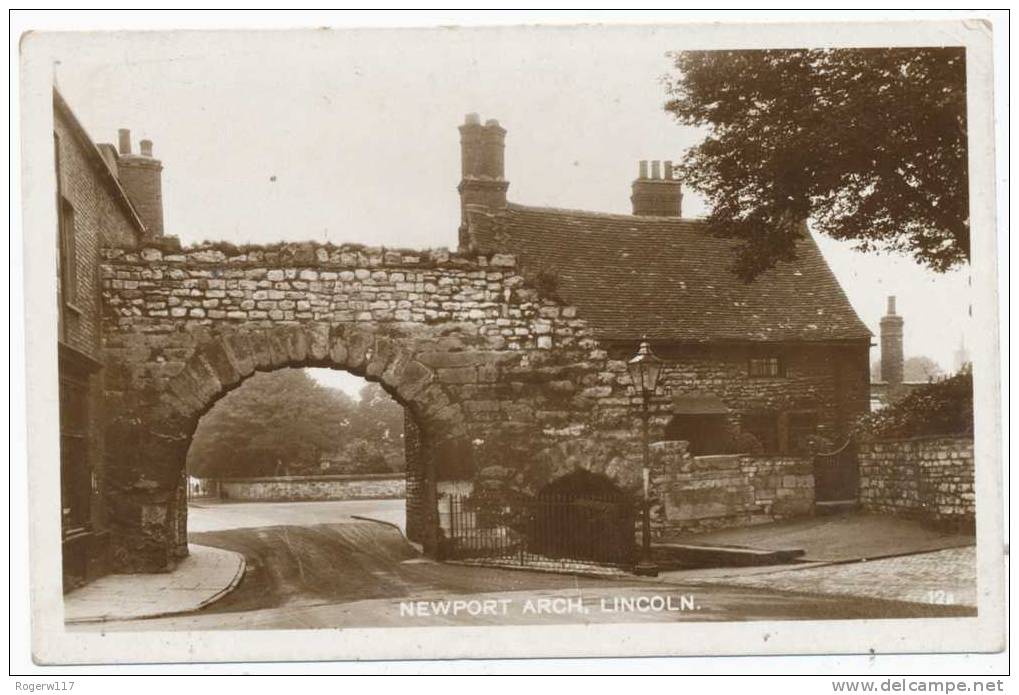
top-left (856, 369), bottom-right (973, 440)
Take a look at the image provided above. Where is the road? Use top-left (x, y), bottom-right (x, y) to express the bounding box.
top-left (84, 499), bottom-right (974, 631)
top-left (188, 498), bottom-right (408, 534)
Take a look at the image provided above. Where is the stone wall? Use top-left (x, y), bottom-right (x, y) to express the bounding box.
top-left (603, 341), bottom-right (871, 451)
top-left (650, 440), bottom-right (814, 535)
top-left (98, 239), bottom-right (868, 570)
top-left (858, 436), bottom-right (974, 529)
top-left (99, 241), bottom-right (639, 570)
top-left (214, 473), bottom-right (405, 502)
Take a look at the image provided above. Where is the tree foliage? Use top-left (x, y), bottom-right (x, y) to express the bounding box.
top-left (187, 369), bottom-right (405, 478)
top-left (857, 369), bottom-right (973, 440)
top-left (871, 355), bottom-right (945, 382)
top-left (665, 48), bottom-right (968, 280)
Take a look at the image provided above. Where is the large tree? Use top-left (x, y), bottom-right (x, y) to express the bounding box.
top-left (187, 370), bottom-right (405, 478)
top-left (666, 48), bottom-right (968, 280)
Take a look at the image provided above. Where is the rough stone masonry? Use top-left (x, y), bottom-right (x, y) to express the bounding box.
top-left (101, 240), bottom-right (661, 571)
top-left (858, 436), bottom-right (975, 530)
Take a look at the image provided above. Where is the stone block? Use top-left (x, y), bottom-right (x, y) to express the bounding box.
top-left (438, 366), bottom-right (477, 384)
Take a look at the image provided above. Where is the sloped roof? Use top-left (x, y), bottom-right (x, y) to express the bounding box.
top-left (53, 89), bottom-right (147, 239)
top-left (466, 203), bottom-right (871, 343)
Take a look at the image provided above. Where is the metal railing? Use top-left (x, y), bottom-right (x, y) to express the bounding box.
top-left (440, 493), bottom-right (636, 568)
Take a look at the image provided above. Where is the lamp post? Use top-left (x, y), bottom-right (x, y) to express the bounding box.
top-left (627, 339), bottom-right (663, 577)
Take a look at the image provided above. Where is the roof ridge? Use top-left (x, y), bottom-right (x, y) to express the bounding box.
top-left (505, 202), bottom-right (707, 223)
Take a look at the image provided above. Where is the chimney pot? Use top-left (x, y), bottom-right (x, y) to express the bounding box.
top-left (117, 132), bottom-right (164, 236)
top-left (631, 158), bottom-right (682, 217)
top-left (464, 112), bottom-right (481, 125)
top-left (485, 119), bottom-right (500, 127)
top-left (887, 296), bottom-right (897, 315)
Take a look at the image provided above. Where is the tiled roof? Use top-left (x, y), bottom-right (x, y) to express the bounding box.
top-left (467, 203), bottom-right (871, 343)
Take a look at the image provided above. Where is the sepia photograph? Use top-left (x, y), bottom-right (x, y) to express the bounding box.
top-left (14, 13), bottom-right (1005, 670)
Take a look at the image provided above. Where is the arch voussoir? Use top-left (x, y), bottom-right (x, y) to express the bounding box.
top-left (183, 354), bottom-right (224, 407)
top-left (222, 332), bottom-right (257, 379)
top-left (264, 328), bottom-right (292, 368)
top-left (343, 329), bottom-right (374, 372)
top-left (364, 336), bottom-right (396, 379)
top-left (391, 359), bottom-right (435, 403)
top-left (196, 340), bottom-right (243, 390)
top-left (305, 324), bottom-right (331, 362)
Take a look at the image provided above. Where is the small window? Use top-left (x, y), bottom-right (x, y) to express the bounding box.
top-left (748, 356), bottom-right (784, 378)
top-left (58, 196), bottom-right (78, 308)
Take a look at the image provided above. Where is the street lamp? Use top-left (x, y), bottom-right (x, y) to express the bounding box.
top-left (627, 338), bottom-right (663, 577)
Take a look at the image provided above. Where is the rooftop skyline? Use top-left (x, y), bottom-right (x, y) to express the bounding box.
top-left (46, 26), bottom-right (972, 378)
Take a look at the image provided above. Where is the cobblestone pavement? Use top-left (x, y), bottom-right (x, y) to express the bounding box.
top-left (680, 547), bottom-right (977, 609)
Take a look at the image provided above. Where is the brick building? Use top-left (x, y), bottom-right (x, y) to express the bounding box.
top-left (53, 89), bottom-right (162, 588)
top-left (458, 113), bottom-right (872, 456)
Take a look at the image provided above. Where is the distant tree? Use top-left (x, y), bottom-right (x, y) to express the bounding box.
top-left (187, 369), bottom-right (357, 478)
top-left (871, 355), bottom-right (945, 382)
top-left (666, 48), bottom-right (968, 280)
top-left (903, 356), bottom-right (945, 382)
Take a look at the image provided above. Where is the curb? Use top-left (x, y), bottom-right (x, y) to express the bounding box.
top-left (65, 546), bottom-right (246, 624)
top-left (196, 550), bottom-right (247, 612)
top-left (350, 514), bottom-right (426, 555)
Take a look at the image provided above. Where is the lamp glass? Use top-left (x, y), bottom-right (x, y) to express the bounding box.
top-left (627, 340), bottom-right (664, 396)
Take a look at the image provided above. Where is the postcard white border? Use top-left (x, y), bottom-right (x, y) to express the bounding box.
top-left (16, 15), bottom-right (1005, 666)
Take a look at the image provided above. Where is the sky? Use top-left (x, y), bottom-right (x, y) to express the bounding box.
top-left (48, 25), bottom-right (972, 396)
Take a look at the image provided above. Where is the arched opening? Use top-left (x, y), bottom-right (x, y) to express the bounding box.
top-left (176, 365), bottom-right (426, 604)
top-left (131, 325), bottom-right (477, 573)
top-left (185, 366), bottom-right (407, 511)
top-left (528, 469), bottom-right (635, 566)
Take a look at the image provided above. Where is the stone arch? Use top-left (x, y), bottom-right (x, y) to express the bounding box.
top-left (110, 323), bottom-right (469, 572)
top-left (529, 468), bottom-right (636, 565)
top-left (524, 437), bottom-right (640, 495)
top-left (163, 323), bottom-right (466, 439)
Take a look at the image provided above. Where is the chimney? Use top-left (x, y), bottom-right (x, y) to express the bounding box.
top-left (880, 296), bottom-right (904, 386)
top-left (115, 129), bottom-right (165, 236)
top-left (457, 113), bottom-right (509, 251)
top-left (631, 159), bottom-right (683, 217)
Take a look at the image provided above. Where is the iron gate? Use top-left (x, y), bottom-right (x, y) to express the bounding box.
top-left (813, 437), bottom-right (859, 502)
top-left (441, 493), bottom-right (636, 568)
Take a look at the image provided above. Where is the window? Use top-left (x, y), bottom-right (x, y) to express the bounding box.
top-left (58, 196), bottom-right (79, 309)
top-left (748, 356), bottom-right (784, 378)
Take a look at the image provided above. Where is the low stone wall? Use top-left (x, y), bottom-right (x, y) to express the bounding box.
top-left (858, 436), bottom-right (974, 528)
top-left (652, 441), bottom-right (814, 535)
top-left (215, 473), bottom-right (406, 502)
